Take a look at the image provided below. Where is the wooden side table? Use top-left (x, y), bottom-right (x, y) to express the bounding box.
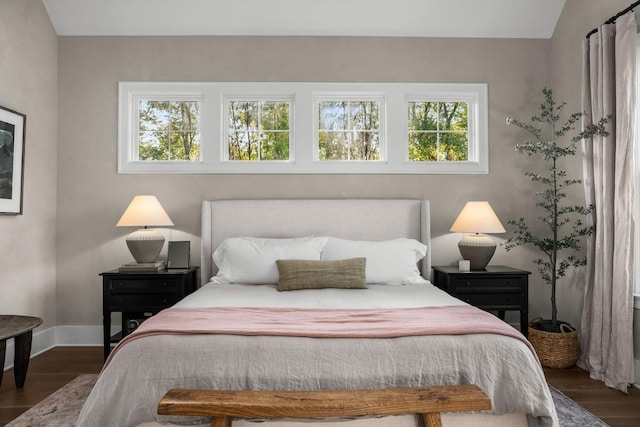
top-left (431, 265), bottom-right (530, 336)
top-left (0, 315), bottom-right (42, 388)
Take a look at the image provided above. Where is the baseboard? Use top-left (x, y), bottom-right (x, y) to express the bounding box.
top-left (635, 358), bottom-right (640, 389)
top-left (2, 325), bottom-right (114, 371)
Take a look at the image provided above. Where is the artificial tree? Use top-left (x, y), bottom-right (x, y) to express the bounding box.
top-left (504, 88), bottom-right (608, 333)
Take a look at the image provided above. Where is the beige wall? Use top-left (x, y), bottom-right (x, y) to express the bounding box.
top-left (49, 1), bottom-right (640, 332)
top-left (57, 35), bottom-right (552, 326)
top-left (0, 0), bottom-right (57, 329)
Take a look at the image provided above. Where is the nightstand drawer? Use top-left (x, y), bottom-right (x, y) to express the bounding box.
top-left (108, 278), bottom-right (179, 293)
top-left (452, 276), bottom-right (525, 291)
top-left (109, 294), bottom-right (182, 308)
top-left (457, 292), bottom-right (523, 307)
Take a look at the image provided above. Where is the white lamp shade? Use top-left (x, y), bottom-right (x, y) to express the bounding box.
top-left (116, 195), bottom-right (174, 227)
top-left (449, 201), bottom-right (506, 234)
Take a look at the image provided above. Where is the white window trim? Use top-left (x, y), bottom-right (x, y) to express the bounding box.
top-left (118, 82), bottom-right (488, 174)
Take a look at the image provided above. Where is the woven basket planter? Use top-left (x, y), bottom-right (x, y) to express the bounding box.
top-left (528, 322), bottom-right (579, 369)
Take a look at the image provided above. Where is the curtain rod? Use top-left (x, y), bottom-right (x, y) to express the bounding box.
top-left (586, 0), bottom-right (640, 38)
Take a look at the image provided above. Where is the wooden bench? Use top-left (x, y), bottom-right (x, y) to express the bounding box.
top-left (158, 385), bottom-right (491, 427)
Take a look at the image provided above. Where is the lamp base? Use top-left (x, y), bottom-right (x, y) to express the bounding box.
top-left (457, 234), bottom-right (497, 270)
top-left (125, 229), bottom-right (165, 264)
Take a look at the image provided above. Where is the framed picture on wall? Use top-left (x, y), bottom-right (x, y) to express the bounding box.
top-left (0, 105), bottom-right (26, 215)
top-left (167, 241), bottom-right (190, 269)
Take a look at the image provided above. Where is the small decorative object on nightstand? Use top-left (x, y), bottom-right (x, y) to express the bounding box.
top-left (431, 265), bottom-right (530, 337)
top-left (100, 266), bottom-right (198, 360)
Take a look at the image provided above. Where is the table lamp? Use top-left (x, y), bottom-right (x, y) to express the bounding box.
top-left (449, 201), bottom-right (506, 270)
top-left (116, 195), bottom-right (174, 264)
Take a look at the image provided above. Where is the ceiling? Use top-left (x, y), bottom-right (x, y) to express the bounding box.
top-left (42, 0), bottom-right (566, 39)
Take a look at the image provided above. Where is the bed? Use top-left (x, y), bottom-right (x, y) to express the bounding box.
top-left (77, 199), bottom-right (558, 427)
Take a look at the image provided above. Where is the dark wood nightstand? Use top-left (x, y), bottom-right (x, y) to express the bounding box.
top-left (100, 266), bottom-right (199, 360)
top-left (431, 265), bottom-right (530, 337)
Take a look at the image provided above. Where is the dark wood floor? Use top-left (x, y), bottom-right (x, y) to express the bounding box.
top-left (0, 347), bottom-right (103, 426)
top-left (545, 366), bottom-right (640, 427)
top-left (1, 347), bottom-right (640, 426)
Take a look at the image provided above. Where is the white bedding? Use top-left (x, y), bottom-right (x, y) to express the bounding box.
top-left (174, 281), bottom-right (465, 310)
top-left (78, 282), bottom-right (558, 427)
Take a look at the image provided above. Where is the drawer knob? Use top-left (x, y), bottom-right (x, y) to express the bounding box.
top-left (162, 282), bottom-right (168, 287)
top-left (465, 281), bottom-right (471, 286)
top-left (119, 282), bottom-right (125, 287)
top-left (465, 298), bottom-right (471, 303)
top-left (119, 298), bottom-right (124, 303)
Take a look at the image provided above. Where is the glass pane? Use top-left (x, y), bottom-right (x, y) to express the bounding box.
top-left (350, 131), bottom-right (380, 160)
top-left (139, 131), bottom-right (169, 160)
top-left (228, 131), bottom-right (259, 161)
top-left (260, 132), bottom-right (290, 160)
top-left (439, 102), bottom-right (468, 131)
top-left (440, 132), bottom-right (469, 161)
top-left (318, 101), bottom-right (347, 130)
top-left (408, 132), bottom-right (438, 161)
top-left (228, 131), bottom-right (243, 160)
top-left (169, 132), bottom-right (200, 161)
top-left (139, 101), bottom-right (170, 131)
top-left (318, 131), bottom-right (348, 160)
top-left (170, 101), bottom-right (200, 132)
top-left (229, 101), bottom-right (258, 131)
top-left (408, 101), bottom-right (437, 131)
top-left (261, 102), bottom-right (290, 131)
top-left (349, 101), bottom-right (379, 131)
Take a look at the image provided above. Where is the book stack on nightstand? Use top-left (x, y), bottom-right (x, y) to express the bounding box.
top-left (118, 261), bottom-right (166, 272)
top-left (431, 265), bottom-right (530, 337)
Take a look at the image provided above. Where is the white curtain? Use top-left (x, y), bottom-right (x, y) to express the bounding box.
top-left (580, 11), bottom-right (636, 392)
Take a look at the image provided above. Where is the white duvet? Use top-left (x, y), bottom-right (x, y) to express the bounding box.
top-left (174, 281), bottom-right (466, 310)
top-left (77, 282), bottom-right (558, 427)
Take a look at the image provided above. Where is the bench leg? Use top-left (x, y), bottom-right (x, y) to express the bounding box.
top-left (14, 330), bottom-right (33, 388)
top-left (418, 413), bottom-right (443, 427)
top-left (210, 416), bottom-right (232, 427)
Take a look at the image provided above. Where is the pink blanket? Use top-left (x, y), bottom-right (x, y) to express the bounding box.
top-left (105, 305), bottom-right (537, 369)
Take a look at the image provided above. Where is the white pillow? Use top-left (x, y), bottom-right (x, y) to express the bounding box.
top-left (321, 237), bottom-right (427, 285)
top-left (212, 237), bottom-right (327, 284)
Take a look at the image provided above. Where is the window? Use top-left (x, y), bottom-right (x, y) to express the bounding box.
top-left (225, 99), bottom-right (291, 161)
top-left (118, 82), bottom-right (487, 173)
top-left (316, 98), bottom-right (382, 161)
top-left (138, 99), bottom-right (201, 161)
top-left (408, 101), bottom-right (469, 162)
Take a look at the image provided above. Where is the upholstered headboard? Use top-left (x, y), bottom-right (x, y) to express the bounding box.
top-left (200, 199), bottom-right (431, 285)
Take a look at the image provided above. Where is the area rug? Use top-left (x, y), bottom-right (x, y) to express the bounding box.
top-left (549, 386), bottom-right (609, 426)
top-left (5, 374), bottom-right (97, 427)
top-left (6, 374), bottom-right (608, 427)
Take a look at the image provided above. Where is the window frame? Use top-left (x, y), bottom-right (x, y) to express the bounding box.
top-left (406, 96), bottom-right (474, 163)
top-left (313, 93), bottom-right (385, 163)
top-left (222, 95), bottom-right (295, 163)
top-left (118, 82), bottom-right (488, 174)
